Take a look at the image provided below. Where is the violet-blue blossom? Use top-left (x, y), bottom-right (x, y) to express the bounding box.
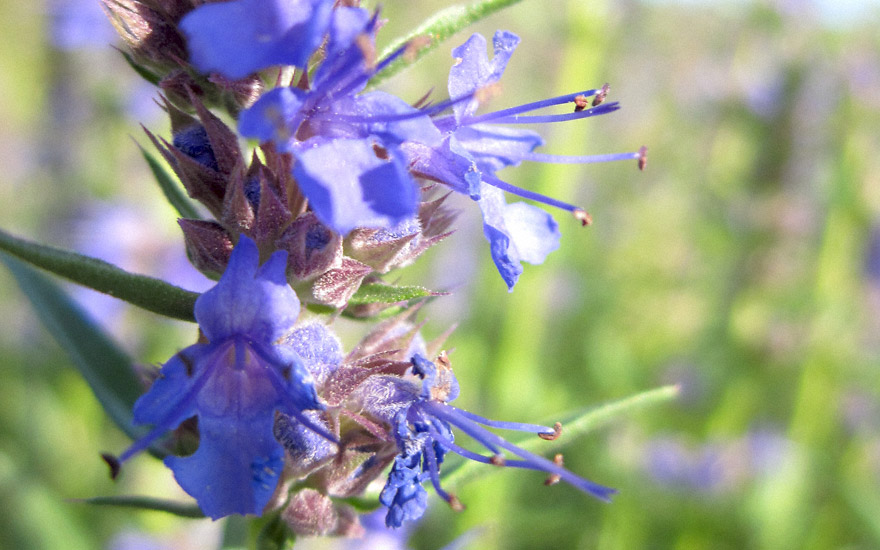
top-left (370, 354), bottom-right (616, 528)
top-left (405, 31), bottom-right (645, 289)
top-left (106, 237), bottom-right (332, 519)
top-left (237, 9), bottom-right (441, 234)
top-left (180, 0), bottom-right (335, 80)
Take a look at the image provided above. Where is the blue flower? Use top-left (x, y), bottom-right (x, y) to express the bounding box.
top-left (370, 354), bottom-right (616, 528)
top-left (180, 0), bottom-right (335, 80)
top-left (404, 31), bottom-right (646, 289)
top-left (237, 9), bottom-right (441, 234)
top-left (108, 237), bottom-right (333, 519)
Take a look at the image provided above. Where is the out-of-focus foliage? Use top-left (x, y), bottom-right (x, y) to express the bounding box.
top-left (1, 0), bottom-right (879, 549)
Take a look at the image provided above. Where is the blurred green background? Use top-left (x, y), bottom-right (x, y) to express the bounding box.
top-left (2, 0), bottom-right (880, 548)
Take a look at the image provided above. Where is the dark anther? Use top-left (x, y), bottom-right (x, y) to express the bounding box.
top-left (592, 83), bottom-right (610, 107)
top-left (573, 94), bottom-right (589, 112)
top-left (490, 454), bottom-right (506, 466)
top-left (179, 352), bottom-right (195, 377)
top-left (538, 422), bottom-right (563, 441)
top-left (282, 365), bottom-right (292, 381)
top-left (638, 146), bottom-right (648, 171)
top-left (572, 209), bottom-right (592, 227)
top-left (372, 143), bottom-right (390, 160)
top-left (101, 453), bottom-right (121, 480)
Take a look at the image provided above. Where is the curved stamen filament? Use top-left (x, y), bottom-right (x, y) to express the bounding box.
top-left (462, 88), bottom-right (606, 125)
top-left (521, 150), bottom-right (643, 165)
top-left (443, 403), bottom-right (557, 436)
top-left (477, 102), bottom-right (621, 125)
top-left (483, 174), bottom-right (581, 213)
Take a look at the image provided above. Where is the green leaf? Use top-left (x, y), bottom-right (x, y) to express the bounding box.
top-left (1, 253), bottom-right (143, 440)
top-left (0, 228), bottom-right (198, 322)
top-left (137, 143), bottom-right (202, 220)
top-left (371, 0), bottom-right (525, 86)
top-left (347, 282), bottom-right (442, 305)
top-left (74, 495), bottom-right (204, 518)
top-left (440, 385), bottom-right (680, 489)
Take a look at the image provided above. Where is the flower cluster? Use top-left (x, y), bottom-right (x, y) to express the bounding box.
top-left (101, 0), bottom-right (644, 535)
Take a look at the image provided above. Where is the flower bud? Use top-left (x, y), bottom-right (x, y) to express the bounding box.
top-left (276, 213), bottom-right (343, 281)
top-left (178, 219), bottom-right (233, 277)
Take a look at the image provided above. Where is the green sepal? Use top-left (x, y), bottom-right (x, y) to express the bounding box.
top-left (137, 143), bottom-right (202, 220)
top-left (347, 282), bottom-right (443, 306)
top-left (254, 511), bottom-right (294, 550)
top-left (371, 0), bottom-right (525, 86)
top-left (1, 253), bottom-right (144, 440)
top-left (0, 228), bottom-right (198, 322)
top-left (118, 49), bottom-right (163, 86)
top-left (74, 495), bottom-right (204, 518)
top-left (439, 385), bottom-right (680, 489)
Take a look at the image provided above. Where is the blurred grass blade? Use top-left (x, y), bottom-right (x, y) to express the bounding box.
top-left (372, 0), bottom-right (524, 86)
top-left (441, 385), bottom-right (680, 489)
top-left (137, 143), bottom-right (202, 220)
top-left (0, 228), bottom-right (198, 322)
top-left (75, 496), bottom-right (204, 518)
top-left (1, 253), bottom-right (142, 439)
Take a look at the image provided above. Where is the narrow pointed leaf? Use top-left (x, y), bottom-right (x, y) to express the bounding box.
top-left (0, 228), bottom-right (198, 321)
top-left (118, 49), bottom-right (162, 85)
top-left (1, 253), bottom-right (142, 439)
top-left (75, 495), bottom-right (204, 518)
top-left (137, 143), bottom-right (202, 220)
top-left (440, 385), bottom-right (680, 488)
top-left (347, 282), bottom-right (443, 305)
top-left (372, 0), bottom-right (524, 86)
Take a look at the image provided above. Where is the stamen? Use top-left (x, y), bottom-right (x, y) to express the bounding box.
top-left (462, 89), bottom-right (606, 125)
top-left (574, 95), bottom-right (589, 112)
top-left (538, 422), bottom-right (563, 441)
top-left (483, 174), bottom-right (583, 213)
top-left (520, 150), bottom-right (643, 165)
top-left (573, 209), bottom-right (592, 227)
top-left (448, 495), bottom-right (466, 512)
top-left (101, 453), bottom-right (121, 480)
top-left (478, 102), bottom-right (621, 125)
top-left (422, 438), bottom-right (454, 503)
top-left (444, 403), bottom-right (559, 436)
top-left (592, 83), bottom-right (610, 107)
top-left (425, 401), bottom-right (616, 501)
top-left (491, 454), bottom-right (506, 466)
top-left (638, 146), bottom-right (648, 171)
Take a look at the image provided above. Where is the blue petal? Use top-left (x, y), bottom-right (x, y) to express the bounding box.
top-left (453, 123), bottom-right (543, 173)
top-left (283, 322), bottom-right (343, 387)
top-left (448, 31), bottom-right (521, 123)
top-left (131, 344), bottom-right (207, 427)
top-left (351, 92), bottom-right (442, 147)
top-left (292, 139), bottom-right (419, 234)
top-left (166, 414), bottom-right (284, 519)
top-left (194, 237), bottom-right (300, 343)
top-left (477, 184), bottom-right (523, 290)
top-left (181, 0), bottom-right (335, 79)
top-left (238, 87), bottom-right (305, 147)
top-left (380, 453), bottom-right (428, 528)
top-left (502, 202), bottom-right (561, 265)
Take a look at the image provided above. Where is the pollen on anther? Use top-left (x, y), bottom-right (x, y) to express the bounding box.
top-left (638, 146), bottom-right (648, 171)
top-left (544, 454), bottom-right (564, 486)
top-left (592, 83), bottom-right (610, 107)
top-left (539, 422), bottom-right (563, 441)
top-left (490, 454), bottom-right (506, 466)
top-left (448, 494), bottom-right (466, 512)
top-left (573, 209), bottom-right (592, 227)
top-left (573, 95), bottom-right (589, 112)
